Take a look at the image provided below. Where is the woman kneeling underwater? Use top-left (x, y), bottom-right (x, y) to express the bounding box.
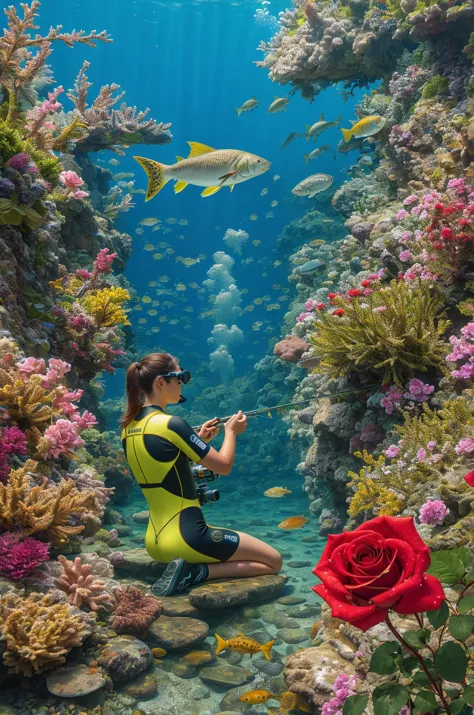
top-left (121, 353), bottom-right (282, 597)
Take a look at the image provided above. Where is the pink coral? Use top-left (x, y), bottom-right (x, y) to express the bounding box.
top-left (0, 426), bottom-right (28, 483)
top-left (111, 585), bottom-right (163, 634)
top-left (0, 533), bottom-right (50, 580)
top-left (93, 248), bottom-right (117, 275)
top-left (419, 499), bottom-right (449, 526)
top-left (16, 356), bottom-right (46, 376)
top-left (43, 419), bottom-right (84, 459)
top-left (274, 335), bottom-right (309, 362)
top-left (54, 555), bottom-right (113, 611)
top-left (59, 170), bottom-right (84, 190)
top-left (70, 410), bottom-right (98, 430)
top-left (321, 674), bottom-right (359, 715)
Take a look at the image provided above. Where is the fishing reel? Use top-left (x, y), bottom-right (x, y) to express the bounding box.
top-left (190, 463), bottom-right (221, 505)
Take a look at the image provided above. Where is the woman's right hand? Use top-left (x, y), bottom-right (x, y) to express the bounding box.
top-left (224, 410), bottom-right (247, 435)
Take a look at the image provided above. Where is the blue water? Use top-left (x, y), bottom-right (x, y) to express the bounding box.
top-left (38, 0), bottom-right (359, 386)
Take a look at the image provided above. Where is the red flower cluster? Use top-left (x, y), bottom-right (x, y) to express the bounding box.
top-left (313, 515), bottom-right (444, 631)
top-left (427, 196), bottom-right (474, 251)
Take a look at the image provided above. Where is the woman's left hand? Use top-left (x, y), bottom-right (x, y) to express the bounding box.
top-left (198, 418), bottom-right (220, 443)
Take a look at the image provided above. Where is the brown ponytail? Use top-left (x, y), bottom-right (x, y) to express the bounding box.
top-left (121, 353), bottom-right (178, 428)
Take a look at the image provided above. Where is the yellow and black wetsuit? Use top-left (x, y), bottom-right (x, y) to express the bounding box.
top-left (121, 405), bottom-right (240, 564)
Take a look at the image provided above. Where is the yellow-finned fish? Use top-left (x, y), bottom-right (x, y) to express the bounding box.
top-left (341, 115), bottom-right (386, 143)
top-left (278, 515), bottom-right (310, 530)
top-left (240, 689), bottom-right (279, 704)
top-left (267, 96), bottom-right (289, 113)
top-left (305, 113), bottom-right (342, 139)
top-left (264, 486), bottom-right (292, 498)
top-left (215, 632), bottom-right (275, 661)
top-left (236, 97), bottom-right (259, 116)
top-left (134, 142), bottom-right (270, 200)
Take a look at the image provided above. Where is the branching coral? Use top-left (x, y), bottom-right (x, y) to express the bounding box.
top-left (81, 286), bottom-right (131, 329)
top-left (54, 554), bottom-right (113, 611)
top-left (0, 459), bottom-right (103, 546)
top-left (110, 585), bottom-right (162, 634)
top-left (66, 60), bottom-right (172, 154)
top-left (0, 590), bottom-right (93, 676)
top-left (309, 278), bottom-right (450, 384)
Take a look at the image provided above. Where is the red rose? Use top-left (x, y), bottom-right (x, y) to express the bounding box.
top-left (464, 469), bottom-right (474, 487)
top-left (333, 308), bottom-right (345, 316)
top-left (347, 289), bottom-right (362, 297)
top-left (312, 516), bottom-right (444, 632)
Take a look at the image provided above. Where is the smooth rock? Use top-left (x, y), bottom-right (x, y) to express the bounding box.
top-left (133, 511), bottom-right (150, 524)
top-left (46, 664), bottom-right (105, 697)
top-left (124, 673), bottom-right (157, 699)
top-left (148, 615), bottom-right (209, 650)
top-left (99, 636), bottom-right (153, 682)
top-left (287, 560), bottom-right (311, 568)
top-left (277, 596), bottom-right (306, 606)
top-left (189, 575), bottom-right (287, 609)
top-left (242, 607), bottom-right (261, 619)
top-left (200, 663), bottom-right (254, 688)
top-left (286, 605), bottom-right (321, 619)
top-left (160, 594), bottom-right (200, 617)
top-left (302, 534), bottom-right (321, 543)
top-left (171, 662), bottom-right (199, 679)
top-left (107, 548), bottom-right (165, 580)
top-left (180, 650), bottom-right (214, 666)
top-left (278, 628), bottom-right (309, 644)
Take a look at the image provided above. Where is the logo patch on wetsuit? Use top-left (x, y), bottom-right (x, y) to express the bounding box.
top-left (190, 434), bottom-right (207, 450)
top-left (224, 534), bottom-right (238, 543)
top-left (211, 529), bottom-right (223, 542)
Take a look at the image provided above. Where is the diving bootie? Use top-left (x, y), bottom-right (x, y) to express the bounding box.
top-left (151, 558), bottom-right (209, 596)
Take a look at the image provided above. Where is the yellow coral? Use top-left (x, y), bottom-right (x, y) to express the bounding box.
top-left (0, 371), bottom-right (54, 432)
top-left (81, 286), bottom-right (131, 328)
top-left (0, 459), bottom-right (102, 546)
top-left (0, 591), bottom-right (92, 676)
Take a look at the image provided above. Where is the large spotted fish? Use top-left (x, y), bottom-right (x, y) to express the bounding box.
top-left (134, 142), bottom-right (271, 200)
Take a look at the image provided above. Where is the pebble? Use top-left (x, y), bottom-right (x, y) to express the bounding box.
top-left (132, 511), bottom-right (149, 523)
top-left (287, 560), bottom-right (311, 568)
top-left (124, 673), bottom-right (157, 699)
top-left (302, 534), bottom-right (320, 543)
top-left (180, 650), bottom-right (214, 666)
top-left (148, 615), bottom-right (209, 650)
top-left (171, 662), bottom-right (199, 679)
top-left (277, 596), bottom-right (306, 605)
top-left (285, 605), bottom-right (321, 619)
top-left (278, 627), bottom-right (310, 644)
top-left (200, 663), bottom-right (254, 688)
top-left (189, 575), bottom-right (287, 609)
top-left (160, 594), bottom-right (200, 617)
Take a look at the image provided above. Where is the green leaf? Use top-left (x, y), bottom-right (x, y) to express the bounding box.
top-left (427, 599), bottom-right (449, 628)
top-left (396, 655), bottom-right (419, 677)
top-left (427, 550), bottom-right (467, 584)
top-left (369, 641), bottom-right (401, 675)
top-left (446, 688), bottom-right (461, 698)
top-left (402, 630), bottom-right (425, 649)
top-left (0, 208), bottom-right (23, 225)
top-left (435, 642), bottom-right (468, 683)
top-left (449, 699), bottom-right (467, 715)
top-left (463, 685), bottom-right (474, 706)
top-left (449, 615), bottom-right (474, 641)
top-left (453, 546), bottom-right (471, 568)
top-left (413, 690), bottom-right (437, 713)
top-left (459, 595), bottom-right (474, 614)
top-left (412, 668), bottom-right (440, 686)
top-left (343, 694), bottom-right (369, 715)
top-left (373, 684), bottom-right (409, 715)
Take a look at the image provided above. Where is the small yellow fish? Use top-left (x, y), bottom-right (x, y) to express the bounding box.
top-left (266, 211), bottom-right (274, 219)
top-left (215, 632), bottom-right (274, 661)
top-left (176, 283), bottom-right (186, 291)
top-left (138, 318), bottom-right (147, 324)
top-left (165, 217), bottom-right (177, 224)
top-left (250, 213), bottom-right (258, 221)
top-left (169, 318), bottom-right (179, 324)
top-left (183, 306), bottom-right (193, 312)
top-left (254, 297), bottom-right (263, 305)
top-left (148, 309), bottom-right (158, 316)
top-left (158, 242), bottom-right (168, 248)
top-left (181, 257), bottom-right (199, 267)
top-left (236, 97), bottom-right (259, 116)
top-left (189, 282), bottom-right (199, 289)
top-left (142, 296), bottom-right (152, 303)
top-left (159, 276), bottom-right (170, 282)
top-left (244, 305), bottom-right (255, 312)
top-left (341, 115), bottom-right (386, 142)
top-left (198, 254), bottom-right (206, 260)
top-left (165, 248), bottom-right (175, 255)
top-left (152, 225), bottom-right (161, 232)
top-left (179, 219), bottom-right (188, 226)
top-left (148, 281), bottom-right (157, 287)
top-left (132, 305), bottom-right (142, 311)
top-left (240, 689), bottom-right (278, 704)
top-left (144, 243), bottom-right (155, 251)
top-left (151, 326), bottom-right (160, 333)
top-left (261, 188), bottom-right (269, 196)
top-left (273, 260), bottom-right (282, 267)
top-left (163, 227), bottom-right (172, 233)
top-left (136, 228), bottom-right (145, 235)
top-left (140, 217), bottom-right (160, 226)
top-left (242, 288), bottom-right (249, 294)
top-left (159, 316), bottom-right (167, 322)
top-left (109, 158), bottom-right (120, 166)
top-left (309, 239), bottom-right (326, 246)
top-left (253, 240), bottom-right (261, 246)
top-left (271, 200), bottom-right (278, 207)
top-left (278, 515), bottom-right (309, 530)
top-left (264, 486), bottom-right (292, 498)
top-left (153, 253), bottom-right (163, 260)
top-left (273, 174), bottom-right (280, 181)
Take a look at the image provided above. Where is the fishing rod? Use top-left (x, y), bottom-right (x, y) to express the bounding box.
top-left (192, 384), bottom-right (380, 430)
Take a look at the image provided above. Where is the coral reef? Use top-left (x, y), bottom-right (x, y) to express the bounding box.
top-left (110, 585), bottom-right (163, 634)
top-left (54, 554), bottom-right (113, 611)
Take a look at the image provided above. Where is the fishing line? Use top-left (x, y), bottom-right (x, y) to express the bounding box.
top-left (192, 384), bottom-right (380, 430)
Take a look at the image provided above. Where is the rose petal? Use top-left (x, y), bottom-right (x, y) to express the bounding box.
top-left (394, 573), bottom-right (445, 614)
top-left (464, 469), bottom-right (474, 487)
top-left (356, 516), bottom-right (430, 559)
top-left (312, 584), bottom-right (385, 631)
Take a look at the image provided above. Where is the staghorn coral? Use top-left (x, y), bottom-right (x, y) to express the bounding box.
top-left (309, 278), bottom-right (450, 385)
top-left (80, 286), bottom-right (131, 329)
top-left (54, 554), bottom-right (113, 611)
top-left (0, 459), bottom-right (103, 546)
top-left (111, 585), bottom-right (163, 634)
top-left (66, 60), bottom-right (172, 154)
top-left (0, 590), bottom-right (93, 676)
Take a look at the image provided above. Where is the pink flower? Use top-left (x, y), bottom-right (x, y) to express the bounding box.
top-left (403, 194), bottom-right (419, 206)
top-left (455, 437), bottom-right (474, 455)
top-left (43, 419), bottom-right (85, 459)
top-left (417, 448), bottom-right (427, 462)
top-left (42, 358), bottom-right (71, 388)
top-left (16, 357), bottom-right (46, 376)
top-left (59, 171), bottom-right (84, 190)
top-left (396, 209), bottom-right (409, 220)
top-left (419, 499), bottom-right (449, 526)
top-left (70, 189), bottom-right (89, 200)
top-left (385, 445), bottom-right (400, 458)
top-left (399, 250), bottom-right (412, 262)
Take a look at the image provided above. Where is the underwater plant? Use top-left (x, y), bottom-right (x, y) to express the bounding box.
top-left (309, 278), bottom-right (450, 385)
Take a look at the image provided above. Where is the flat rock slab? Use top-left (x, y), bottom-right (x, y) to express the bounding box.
top-left (285, 605), bottom-right (321, 619)
top-left (160, 594), bottom-right (200, 617)
top-left (108, 548), bottom-right (165, 580)
top-left (148, 615), bottom-right (209, 650)
top-left (99, 635), bottom-right (152, 682)
top-left (200, 663), bottom-right (255, 688)
top-left (277, 596), bottom-right (306, 606)
top-left (46, 664), bottom-right (105, 697)
top-left (189, 575), bottom-right (288, 609)
top-left (287, 560), bottom-right (312, 568)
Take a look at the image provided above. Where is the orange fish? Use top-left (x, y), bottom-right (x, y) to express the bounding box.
top-left (295, 693), bottom-right (313, 712)
top-left (264, 486), bottom-right (292, 498)
top-left (215, 631), bottom-right (274, 661)
top-left (269, 691), bottom-right (299, 714)
top-left (278, 515), bottom-right (309, 530)
top-left (239, 689), bottom-right (279, 704)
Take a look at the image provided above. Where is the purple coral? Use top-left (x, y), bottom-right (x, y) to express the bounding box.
top-left (419, 499), bottom-right (449, 526)
top-left (6, 153), bottom-right (32, 172)
top-left (0, 426), bottom-right (28, 483)
top-left (0, 533), bottom-right (50, 579)
top-left (0, 178), bottom-right (15, 198)
top-left (321, 673), bottom-right (358, 715)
